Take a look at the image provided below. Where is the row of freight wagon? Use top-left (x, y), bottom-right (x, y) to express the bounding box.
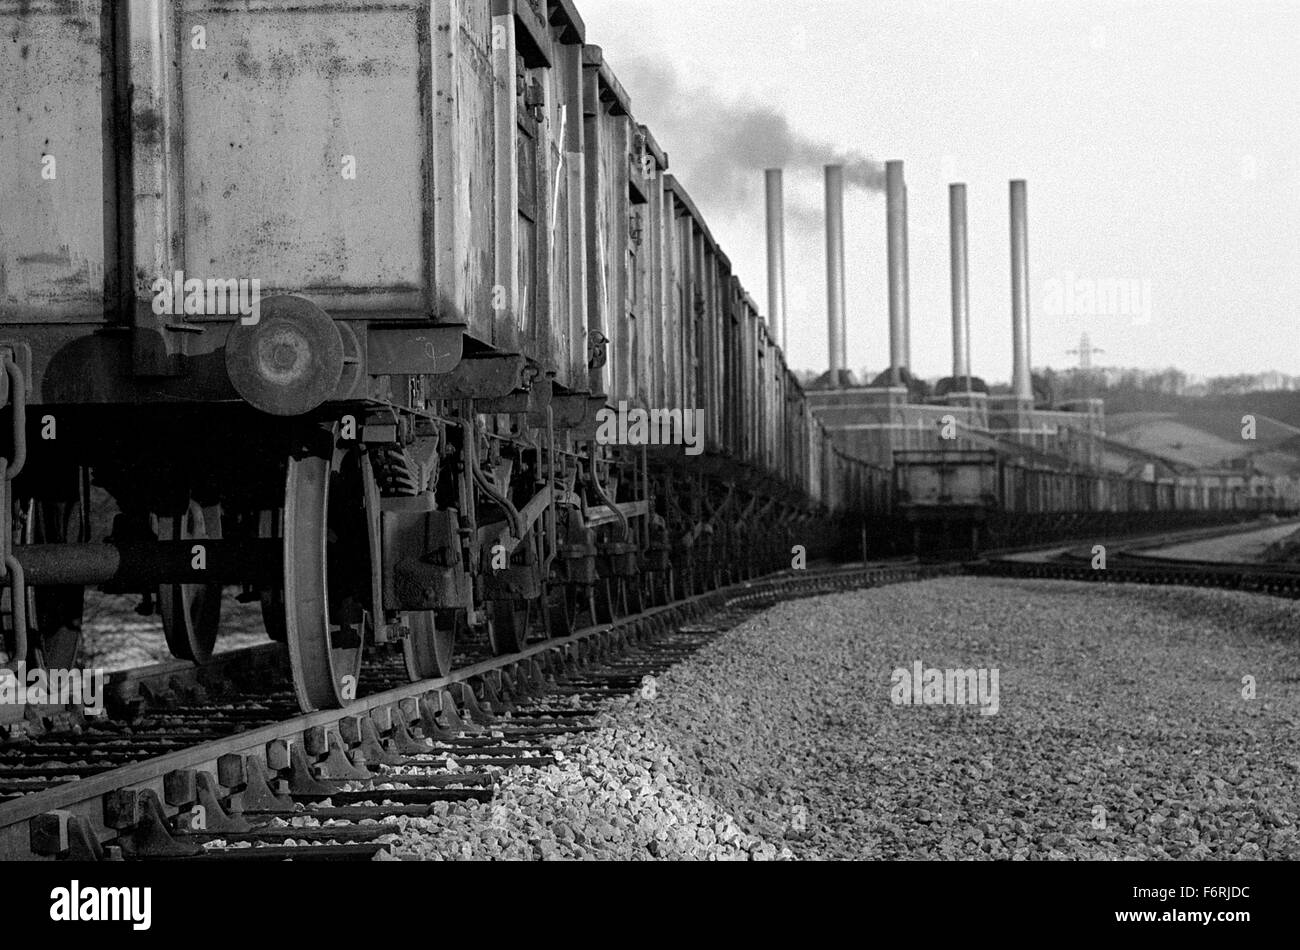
top-left (887, 451), bottom-right (1297, 552)
top-left (0, 0), bottom-right (845, 504)
top-left (0, 0), bottom-right (868, 713)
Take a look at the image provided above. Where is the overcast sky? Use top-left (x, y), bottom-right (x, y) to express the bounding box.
top-left (579, 0), bottom-right (1299, 382)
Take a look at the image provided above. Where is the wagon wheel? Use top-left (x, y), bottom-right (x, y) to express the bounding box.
top-left (673, 561), bottom-right (692, 600)
top-left (403, 608), bottom-right (461, 681)
top-left (282, 429), bottom-right (380, 711)
top-left (157, 501), bottom-right (223, 663)
top-left (21, 497), bottom-right (86, 670)
top-left (256, 509), bottom-right (287, 643)
top-left (486, 598), bottom-right (533, 656)
top-left (547, 581), bottom-right (575, 638)
top-left (625, 571), bottom-right (645, 615)
top-left (646, 571), bottom-right (669, 608)
top-left (593, 576), bottom-right (629, 623)
top-left (592, 578), bottom-right (613, 624)
top-left (550, 579), bottom-right (596, 638)
top-left (564, 583), bottom-right (599, 633)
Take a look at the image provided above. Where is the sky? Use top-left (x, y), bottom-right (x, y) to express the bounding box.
top-left (578, 0), bottom-right (1300, 382)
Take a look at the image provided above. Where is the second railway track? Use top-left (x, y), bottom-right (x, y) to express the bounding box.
top-left (975, 521), bottom-right (1300, 597)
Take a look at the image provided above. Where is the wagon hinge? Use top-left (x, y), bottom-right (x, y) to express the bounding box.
top-left (0, 355), bottom-right (29, 668)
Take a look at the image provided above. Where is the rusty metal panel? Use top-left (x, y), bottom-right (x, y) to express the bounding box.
top-left (647, 162), bottom-right (669, 410)
top-left (165, 0), bottom-right (426, 316)
top-left (582, 47), bottom-right (619, 397)
top-left (545, 40), bottom-right (586, 390)
top-left (700, 233), bottom-right (723, 453)
top-left (714, 246), bottom-right (728, 452)
top-left (748, 308), bottom-right (759, 465)
top-left (510, 9), bottom-right (583, 391)
top-left (605, 119), bottom-right (630, 404)
top-left (644, 148), bottom-right (668, 411)
top-left (137, 0), bottom-right (529, 358)
top-left (723, 282), bottom-right (743, 460)
top-left (605, 112), bottom-right (629, 402)
top-left (0, 1), bottom-right (113, 323)
top-left (681, 213), bottom-right (698, 416)
top-left (659, 187), bottom-right (679, 414)
top-left (433, 0), bottom-right (495, 342)
top-left (491, 7), bottom-right (519, 352)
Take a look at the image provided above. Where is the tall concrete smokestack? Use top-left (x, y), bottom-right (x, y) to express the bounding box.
top-left (886, 160), bottom-right (909, 385)
top-left (765, 169), bottom-right (787, 352)
top-left (903, 183), bottom-right (912, 369)
top-left (825, 165), bottom-right (847, 385)
top-left (1010, 179), bottom-right (1033, 401)
top-left (949, 183), bottom-right (971, 384)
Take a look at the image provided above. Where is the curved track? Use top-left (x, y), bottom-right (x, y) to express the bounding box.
top-left (0, 560), bottom-right (952, 860)
top-left (7, 520), bottom-right (1293, 860)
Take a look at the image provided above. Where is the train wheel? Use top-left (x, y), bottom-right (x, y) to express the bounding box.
top-left (625, 571), bottom-right (645, 614)
top-left (282, 431), bottom-right (376, 712)
top-left (19, 498), bottom-right (86, 670)
top-left (647, 571), bottom-right (669, 607)
top-left (157, 501), bottom-right (223, 663)
top-left (546, 581), bottom-right (575, 638)
top-left (486, 598), bottom-right (532, 655)
top-left (593, 577), bottom-right (624, 623)
top-left (403, 608), bottom-right (460, 680)
top-left (571, 584), bottom-right (597, 630)
top-left (256, 510), bottom-right (287, 643)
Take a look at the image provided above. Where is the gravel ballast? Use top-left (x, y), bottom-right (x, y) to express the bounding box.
top-left (387, 576), bottom-right (1300, 860)
top-left (383, 727), bottom-right (790, 861)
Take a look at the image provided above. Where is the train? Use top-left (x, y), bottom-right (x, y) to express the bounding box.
top-left (889, 449), bottom-right (1295, 554)
top-left (0, 0), bottom-right (869, 716)
top-left (3, 1), bottom-right (1290, 720)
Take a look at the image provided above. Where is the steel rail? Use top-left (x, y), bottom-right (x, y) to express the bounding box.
top-left (0, 560), bottom-right (955, 860)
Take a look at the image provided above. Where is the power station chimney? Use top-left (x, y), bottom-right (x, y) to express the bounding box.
top-left (886, 160), bottom-right (909, 386)
top-left (1010, 179), bottom-right (1033, 401)
top-left (903, 183), bottom-right (912, 370)
top-left (949, 183), bottom-right (971, 385)
top-left (825, 165), bottom-right (847, 385)
top-left (765, 169), bottom-right (787, 352)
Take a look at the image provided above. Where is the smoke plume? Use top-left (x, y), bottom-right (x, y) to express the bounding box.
top-left (616, 57), bottom-right (885, 225)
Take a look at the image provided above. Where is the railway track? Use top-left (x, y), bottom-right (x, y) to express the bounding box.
top-left (6, 519), bottom-right (1292, 861)
top-left (974, 521), bottom-right (1300, 597)
top-left (0, 560), bottom-right (953, 861)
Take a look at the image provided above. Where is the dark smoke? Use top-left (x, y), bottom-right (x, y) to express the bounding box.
top-left (617, 57), bottom-right (885, 224)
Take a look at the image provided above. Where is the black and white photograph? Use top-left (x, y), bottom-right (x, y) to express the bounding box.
top-left (1, 0), bottom-right (1296, 932)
